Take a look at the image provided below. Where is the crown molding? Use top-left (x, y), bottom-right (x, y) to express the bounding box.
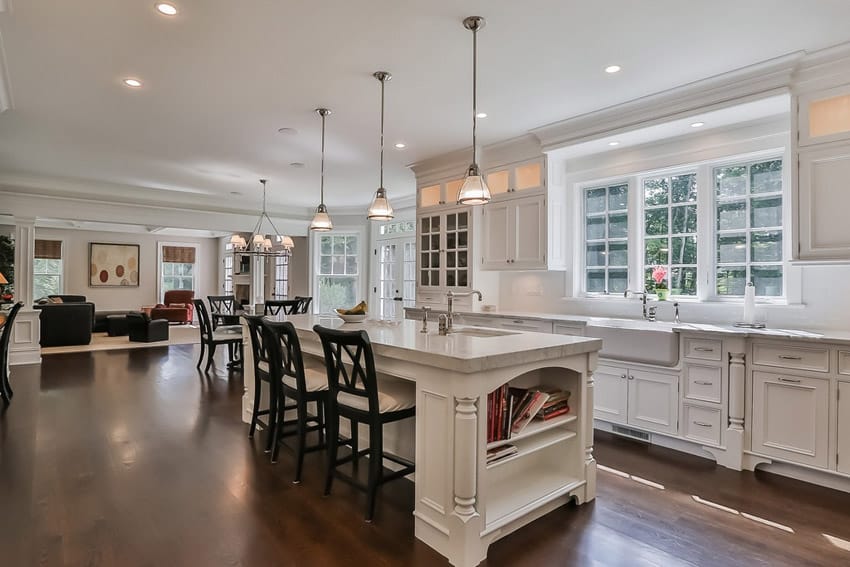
top-left (793, 40), bottom-right (850, 91)
top-left (531, 52), bottom-right (802, 152)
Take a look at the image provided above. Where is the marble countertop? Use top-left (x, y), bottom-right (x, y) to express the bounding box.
top-left (404, 307), bottom-right (850, 346)
top-left (268, 314), bottom-right (602, 374)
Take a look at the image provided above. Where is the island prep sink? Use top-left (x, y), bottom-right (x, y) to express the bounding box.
top-left (584, 318), bottom-right (679, 366)
top-left (451, 327), bottom-right (519, 338)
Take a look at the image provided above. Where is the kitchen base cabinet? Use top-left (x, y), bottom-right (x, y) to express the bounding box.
top-left (751, 371), bottom-right (830, 469)
top-left (594, 364), bottom-right (679, 436)
top-left (839, 382), bottom-right (850, 475)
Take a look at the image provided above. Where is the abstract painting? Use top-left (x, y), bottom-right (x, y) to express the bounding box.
top-left (89, 243), bottom-right (140, 287)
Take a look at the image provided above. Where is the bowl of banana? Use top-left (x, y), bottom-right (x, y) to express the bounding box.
top-left (335, 301), bottom-right (367, 323)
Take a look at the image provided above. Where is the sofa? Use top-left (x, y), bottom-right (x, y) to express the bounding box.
top-left (35, 302), bottom-right (94, 347)
top-left (127, 312), bottom-right (170, 342)
top-left (151, 290), bottom-right (194, 324)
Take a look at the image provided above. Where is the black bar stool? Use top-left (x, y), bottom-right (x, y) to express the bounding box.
top-left (313, 325), bottom-right (416, 522)
top-left (243, 314), bottom-right (289, 453)
top-left (262, 319), bottom-right (328, 481)
top-left (264, 299), bottom-right (301, 316)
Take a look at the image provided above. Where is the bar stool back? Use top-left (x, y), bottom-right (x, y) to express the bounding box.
top-left (313, 325), bottom-right (415, 521)
top-left (264, 299), bottom-right (301, 316)
top-left (243, 314), bottom-right (284, 452)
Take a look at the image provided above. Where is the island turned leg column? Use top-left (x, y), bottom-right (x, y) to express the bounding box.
top-left (450, 395), bottom-right (486, 567)
top-left (583, 369), bottom-right (597, 502)
top-left (724, 350), bottom-right (746, 470)
top-left (241, 319), bottom-right (255, 424)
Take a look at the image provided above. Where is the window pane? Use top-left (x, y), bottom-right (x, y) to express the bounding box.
top-left (163, 263), bottom-right (174, 276)
top-left (320, 255), bottom-right (332, 274)
top-left (645, 238), bottom-right (669, 265)
top-left (332, 255), bottom-right (345, 275)
top-left (586, 216), bottom-right (605, 240)
top-left (751, 231), bottom-right (783, 263)
top-left (608, 269), bottom-right (628, 294)
top-left (751, 160), bottom-right (782, 194)
top-left (644, 178), bottom-right (668, 206)
top-left (717, 201), bottom-right (747, 231)
top-left (716, 267), bottom-right (747, 296)
top-left (586, 188), bottom-right (606, 214)
top-left (183, 263), bottom-right (193, 277)
top-left (752, 266), bottom-right (783, 296)
top-left (671, 267), bottom-right (697, 296)
top-left (644, 209), bottom-right (668, 235)
top-left (318, 276), bottom-right (357, 314)
top-left (671, 236), bottom-right (697, 265)
top-left (345, 256), bottom-right (358, 275)
top-left (345, 236), bottom-right (358, 255)
top-left (586, 269), bottom-right (605, 293)
top-left (671, 174), bottom-right (697, 203)
top-left (608, 213), bottom-right (628, 239)
top-left (608, 242), bottom-right (628, 266)
top-left (333, 236), bottom-right (345, 254)
top-left (751, 196), bottom-right (782, 228)
top-left (586, 244), bottom-right (606, 267)
top-left (716, 166), bottom-right (747, 198)
top-left (321, 236), bottom-right (333, 255)
top-left (717, 233), bottom-right (747, 264)
top-left (671, 205), bottom-right (697, 234)
top-left (608, 185), bottom-right (628, 211)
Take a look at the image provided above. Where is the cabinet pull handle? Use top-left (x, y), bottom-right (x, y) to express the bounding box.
top-left (694, 347), bottom-right (714, 352)
top-left (693, 421), bottom-right (713, 428)
top-left (778, 355), bottom-right (802, 360)
top-left (778, 377), bottom-right (802, 383)
top-left (694, 380), bottom-right (713, 386)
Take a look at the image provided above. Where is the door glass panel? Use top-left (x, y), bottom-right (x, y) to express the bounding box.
top-left (420, 185), bottom-right (441, 207)
top-left (445, 179), bottom-right (464, 204)
top-left (809, 94), bottom-right (850, 138)
top-left (486, 170), bottom-right (510, 195)
top-left (515, 162), bottom-right (542, 190)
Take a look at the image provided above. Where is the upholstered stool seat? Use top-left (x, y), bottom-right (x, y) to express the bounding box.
top-left (283, 367), bottom-right (328, 393)
top-left (337, 377), bottom-right (414, 413)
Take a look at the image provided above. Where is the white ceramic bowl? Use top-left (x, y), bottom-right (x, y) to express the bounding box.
top-left (335, 311), bottom-right (367, 323)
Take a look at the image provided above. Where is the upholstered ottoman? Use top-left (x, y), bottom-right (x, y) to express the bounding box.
top-left (106, 314), bottom-right (131, 337)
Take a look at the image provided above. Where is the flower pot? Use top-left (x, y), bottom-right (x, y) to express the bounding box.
top-left (656, 289), bottom-right (669, 301)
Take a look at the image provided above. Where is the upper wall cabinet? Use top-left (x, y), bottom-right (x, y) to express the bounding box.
top-left (418, 178), bottom-right (465, 209)
top-left (483, 157), bottom-right (545, 200)
top-left (794, 81), bottom-right (850, 260)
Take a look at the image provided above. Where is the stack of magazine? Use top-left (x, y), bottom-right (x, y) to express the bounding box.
top-left (486, 385), bottom-right (573, 445)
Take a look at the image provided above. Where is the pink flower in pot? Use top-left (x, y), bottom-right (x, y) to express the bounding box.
top-left (651, 265), bottom-right (668, 289)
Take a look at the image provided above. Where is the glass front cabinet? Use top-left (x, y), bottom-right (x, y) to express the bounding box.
top-left (417, 207), bottom-right (471, 296)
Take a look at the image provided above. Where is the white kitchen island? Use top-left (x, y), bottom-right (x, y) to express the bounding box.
top-left (241, 314), bottom-right (601, 567)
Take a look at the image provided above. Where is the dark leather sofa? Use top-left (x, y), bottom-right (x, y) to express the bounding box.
top-left (127, 313), bottom-right (169, 342)
top-left (35, 301), bottom-right (94, 347)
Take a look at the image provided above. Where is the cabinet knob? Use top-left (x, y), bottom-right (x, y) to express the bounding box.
top-left (506, 260), bottom-right (510, 264)
top-left (628, 375), bottom-right (634, 380)
top-left (620, 374), bottom-right (627, 379)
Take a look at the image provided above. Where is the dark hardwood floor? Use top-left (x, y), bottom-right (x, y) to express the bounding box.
top-left (2, 345), bottom-right (849, 566)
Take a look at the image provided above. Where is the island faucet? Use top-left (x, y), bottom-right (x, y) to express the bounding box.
top-left (624, 289), bottom-right (649, 320)
top-left (446, 290), bottom-right (483, 332)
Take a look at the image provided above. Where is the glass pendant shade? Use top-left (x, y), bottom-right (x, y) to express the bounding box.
top-left (367, 187), bottom-right (394, 220)
top-left (310, 203), bottom-right (333, 231)
top-left (457, 166), bottom-right (491, 205)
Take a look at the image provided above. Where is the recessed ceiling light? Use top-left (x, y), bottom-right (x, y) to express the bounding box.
top-left (155, 2), bottom-right (178, 16)
top-left (605, 65), bottom-right (622, 74)
top-left (394, 143), bottom-right (406, 149)
top-left (277, 127), bottom-right (298, 135)
top-left (230, 191), bottom-right (242, 195)
top-left (289, 162), bottom-right (305, 168)
top-left (608, 141), bottom-right (620, 146)
top-left (476, 112), bottom-right (488, 118)
top-left (691, 121), bottom-right (705, 128)
top-left (123, 78), bottom-right (143, 88)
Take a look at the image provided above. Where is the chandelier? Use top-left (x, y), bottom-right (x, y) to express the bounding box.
top-left (230, 179), bottom-right (294, 255)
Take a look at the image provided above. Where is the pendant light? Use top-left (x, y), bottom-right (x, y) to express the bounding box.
top-left (229, 179), bottom-right (294, 255)
top-left (367, 71), bottom-right (395, 221)
top-left (310, 108), bottom-right (334, 231)
top-left (457, 16), bottom-right (491, 205)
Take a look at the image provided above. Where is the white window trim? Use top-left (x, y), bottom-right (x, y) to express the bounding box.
top-left (33, 238), bottom-right (65, 297)
top-left (310, 226), bottom-right (367, 315)
top-left (573, 148), bottom-right (800, 305)
top-left (156, 241), bottom-right (201, 304)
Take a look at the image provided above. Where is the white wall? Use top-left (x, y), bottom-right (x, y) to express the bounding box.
top-left (497, 118), bottom-right (850, 333)
top-left (35, 227), bottom-right (219, 311)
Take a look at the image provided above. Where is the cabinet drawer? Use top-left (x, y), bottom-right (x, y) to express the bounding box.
top-left (839, 351), bottom-right (850, 376)
top-left (684, 338), bottom-right (722, 361)
top-left (682, 404), bottom-right (722, 446)
top-left (684, 365), bottom-right (722, 404)
top-left (553, 323), bottom-right (584, 336)
top-left (752, 343), bottom-right (829, 373)
top-left (495, 317), bottom-right (553, 333)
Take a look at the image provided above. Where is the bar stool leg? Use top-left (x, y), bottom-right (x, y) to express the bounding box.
top-left (366, 423), bottom-right (383, 522)
top-left (351, 418), bottom-right (359, 469)
top-left (324, 408), bottom-right (339, 496)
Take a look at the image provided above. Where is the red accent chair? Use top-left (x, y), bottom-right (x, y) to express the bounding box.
top-left (151, 290), bottom-right (195, 324)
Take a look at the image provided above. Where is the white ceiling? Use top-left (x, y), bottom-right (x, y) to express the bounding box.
top-left (1, 1), bottom-right (850, 215)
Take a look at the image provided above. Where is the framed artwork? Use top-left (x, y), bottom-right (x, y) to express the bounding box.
top-left (89, 243), bottom-right (140, 287)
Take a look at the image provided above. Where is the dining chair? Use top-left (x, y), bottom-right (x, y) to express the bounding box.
top-left (313, 325), bottom-right (416, 521)
top-left (294, 296), bottom-right (313, 314)
top-left (208, 294), bottom-right (241, 361)
top-left (264, 299), bottom-right (301, 316)
top-left (0, 302), bottom-right (24, 404)
top-left (193, 299), bottom-right (243, 373)
top-left (262, 319), bottom-right (328, 480)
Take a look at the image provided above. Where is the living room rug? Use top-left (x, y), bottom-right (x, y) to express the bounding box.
top-left (41, 325), bottom-right (202, 355)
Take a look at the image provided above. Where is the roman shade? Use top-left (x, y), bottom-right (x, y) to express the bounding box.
top-left (162, 245), bottom-right (196, 264)
top-left (34, 239), bottom-right (62, 260)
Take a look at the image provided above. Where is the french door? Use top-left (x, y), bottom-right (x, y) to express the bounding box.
top-left (375, 237), bottom-right (416, 320)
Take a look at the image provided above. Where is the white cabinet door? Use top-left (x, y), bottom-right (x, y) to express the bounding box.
top-left (593, 365), bottom-right (628, 424)
top-left (797, 145), bottom-right (850, 260)
top-left (511, 195), bottom-right (547, 269)
top-left (627, 369), bottom-right (679, 435)
top-left (751, 371), bottom-right (830, 468)
top-left (838, 382), bottom-right (850, 475)
top-left (481, 201), bottom-right (511, 269)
